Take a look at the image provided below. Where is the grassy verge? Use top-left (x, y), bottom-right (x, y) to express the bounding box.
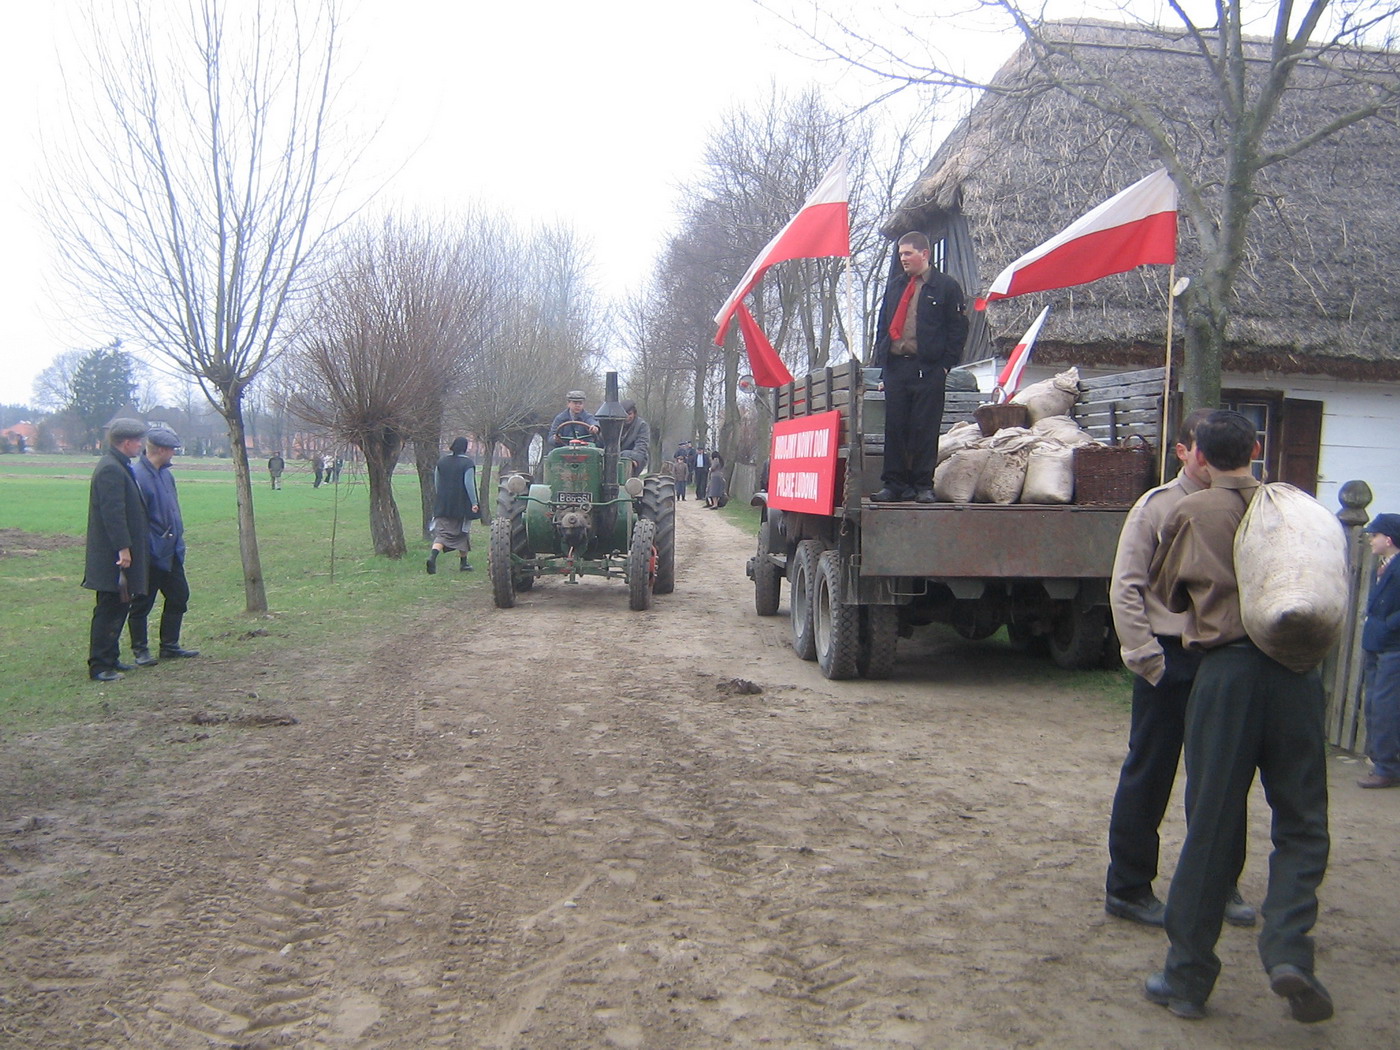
top-left (0, 454), bottom-right (476, 730)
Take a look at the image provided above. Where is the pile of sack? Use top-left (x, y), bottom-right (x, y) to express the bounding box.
top-left (932, 367), bottom-right (1102, 505)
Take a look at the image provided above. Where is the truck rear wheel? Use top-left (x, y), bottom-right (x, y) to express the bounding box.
top-left (640, 475), bottom-right (676, 595)
top-left (858, 605), bottom-right (899, 679)
top-left (628, 518), bottom-right (657, 611)
top-left (488, 516), bottom-right (517, 609)
top-left (1048, 601), bottom-right (1107, 670)
top-left (753, 517), bottom-right (781, 616)
top-left (815, 550), bottom-right (859, 680)
top-left (789, 539), bottom-right (823, 660)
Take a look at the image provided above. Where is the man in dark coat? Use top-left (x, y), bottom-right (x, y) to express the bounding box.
top-left (619, 400), bottom-right (651, 475)
top-left (128, 426), bottom-right (200, 666)
top-left (870, 231), bottom-right (969, 503)
top-left (83, 418), bottom-right (150, 682)
top-left (427, 437), bottom-right (480, 574)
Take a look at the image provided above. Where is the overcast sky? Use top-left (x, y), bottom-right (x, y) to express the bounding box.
top-left (0, 0), bottom-right (1026, 407)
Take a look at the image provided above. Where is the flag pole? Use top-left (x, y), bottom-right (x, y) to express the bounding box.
top-left (844, 256), bottom-right (859, 365)
top-left (1161, 263), bottom-right (1176, 483)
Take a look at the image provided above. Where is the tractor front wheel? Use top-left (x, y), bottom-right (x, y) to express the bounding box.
top-left (628, 517), bottom-right (657, 611)
top-left (488, 516), bottom-right (517, 609)
top-left (641, 475), bottom-right (676, 595)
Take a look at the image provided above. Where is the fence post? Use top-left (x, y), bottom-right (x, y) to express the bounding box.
top-left (1324, 481), bottom-right (1373, 749)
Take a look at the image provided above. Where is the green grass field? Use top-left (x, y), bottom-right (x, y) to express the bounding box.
top-left (0, 453), bottom-right (476, 729)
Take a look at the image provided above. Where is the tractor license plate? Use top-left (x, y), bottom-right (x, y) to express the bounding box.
top-left (557, 491), bottom-right (591, 506)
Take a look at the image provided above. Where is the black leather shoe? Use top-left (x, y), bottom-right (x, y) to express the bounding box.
top-left (1224, 888), bottom-right (1257, 927)
top-left (90, 670), bottom-right (125, 683)
top-left (1269, 964), bottom-right (1333, 1023)
top-left (115, 660), bottom-right (136, 672)
top-left (1106, 892), bottom-right (1165, 927)
top-left (914, 488), bottom-right (935, 504)
top-left (133, 649), bottom-right (159, 667)
top-left (871, 487), bottom-right (907, 502)
top-left (1144, 972), bottom-right (1205, 1019)
top-left (159, 646), bottom-right (200, 659)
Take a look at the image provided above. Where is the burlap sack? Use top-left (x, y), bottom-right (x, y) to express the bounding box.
top-left (1234, 483), bottom-right (1348, 673)
top-left (985, 426), bottom-right (1039, 453)
top-left (973, 448), bottom-right (1030, 504)
top-left (1011, 367), bottom-right (1080, 422)
top-left (937, 421), bottom-right (983, 464)
top-left (933, 448), bottom-right (992, 504)
top-left (1032, 414), bottom-right (1097, 447)
top-left (1021, 444), bottom-right (1075, 504)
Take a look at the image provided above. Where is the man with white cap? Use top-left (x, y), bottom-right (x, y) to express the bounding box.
top-left (84, 418), bottom-right (150, 681)
top-left (128, 426), bottom-right (200, 666)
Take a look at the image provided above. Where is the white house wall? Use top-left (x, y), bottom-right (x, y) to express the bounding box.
top-left (991, 364), bottom-right (1400, 516)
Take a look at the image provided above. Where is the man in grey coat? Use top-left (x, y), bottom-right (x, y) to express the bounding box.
top-left (84, 418), bottom-right (150, 682)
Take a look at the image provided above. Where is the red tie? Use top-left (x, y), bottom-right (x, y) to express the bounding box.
top-left (889, 276), bottom-right (919, 340)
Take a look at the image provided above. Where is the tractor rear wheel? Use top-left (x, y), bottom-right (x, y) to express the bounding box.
top-left (628, 517), bottom-right (657, 611)
top-left (488, 516), bottom-right (517, 609)
top-left (641, 475), bottom-right (676, 594)
top-left (789, 539), bottom-right (823, 660)
top-left (814, 549), bottom-right (859, 680)
top-left (753, 517), bottom-right (781, 616)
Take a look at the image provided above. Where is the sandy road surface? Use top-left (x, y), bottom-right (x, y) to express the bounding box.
top-left (2, 500), bottom-right (1397, 1048)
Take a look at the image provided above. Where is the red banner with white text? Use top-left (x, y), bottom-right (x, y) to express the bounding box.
top-left (767, 410), bottom-right (842, 515)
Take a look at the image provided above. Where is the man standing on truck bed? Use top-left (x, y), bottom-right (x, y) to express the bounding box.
top-left (1105, 408), bottom-right (1255, 930)
top-left (870, 231), bottom-right (969, 503)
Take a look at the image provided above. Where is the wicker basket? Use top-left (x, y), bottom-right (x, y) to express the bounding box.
top-left (1073, 436), bottom-right (1155, 506)
top-left (973, 402), bottom-right (1031, 437)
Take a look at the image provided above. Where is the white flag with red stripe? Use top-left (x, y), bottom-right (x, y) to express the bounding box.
top-left (977, 168), bottom-right (1177, 308)
top-left (713, 156), bottom-right (850, 387)
top-left (993, 305), bottom-right (1050, 403)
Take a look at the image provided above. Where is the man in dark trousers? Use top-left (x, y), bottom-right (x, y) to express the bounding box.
top-left (1143, 410), bottom-right (1332, 1024)
top-left (1104, 408), bottom-right (1254, 929)
top-left (870, 231), bottom-right (969, 503)
top-left (83, 418), bottom-right (150, 682)
top-left (128, 426), bottom-right (200, 666)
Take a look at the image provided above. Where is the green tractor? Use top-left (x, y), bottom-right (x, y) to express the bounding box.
top-left (489, 373), bottom-right (676, 610)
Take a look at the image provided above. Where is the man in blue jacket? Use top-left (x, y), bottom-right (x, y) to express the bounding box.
top-left (1360, 512), bottom-right (1400, 788)
top-left (128, 426), bottom-right (200, 666)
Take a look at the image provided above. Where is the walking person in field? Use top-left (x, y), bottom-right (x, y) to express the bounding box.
top-left (127, 426), bottom-right (200, 666)
top-left (427, 437), bottom-right (480, 574)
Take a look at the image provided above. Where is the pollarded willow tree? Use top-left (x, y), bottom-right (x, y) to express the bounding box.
top-left (42, 0), bottom-right (353, 612)
top-left (778, 0), bottom-right (1400, 410)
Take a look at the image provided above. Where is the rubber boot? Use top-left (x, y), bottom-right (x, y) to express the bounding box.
top-left (426, 549), bottom-right (438, 575)
top-left (460, 557), bottom-right (473, 572)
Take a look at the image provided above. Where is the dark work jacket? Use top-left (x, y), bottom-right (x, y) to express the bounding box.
top-left (83, 447), bottom-right (150, 595)
top-left (871, 268), bottom-right (970, 372)
top-left (135, 454), bottom-right (186, 570)
top-left (1363, 555), bottom-right (1400, 652)
top-left (433, 453), bottom-right (480, 521)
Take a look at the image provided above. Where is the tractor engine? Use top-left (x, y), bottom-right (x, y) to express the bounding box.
top-left (554, 504), bottom-right (593, 551)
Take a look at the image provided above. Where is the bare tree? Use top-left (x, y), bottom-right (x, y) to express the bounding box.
top-left (776, 0), bottom-right (1400, 409)
top-left (292, 214), bottom-right (487, 557)
top-left (42, 0), bottom-right (352, 612)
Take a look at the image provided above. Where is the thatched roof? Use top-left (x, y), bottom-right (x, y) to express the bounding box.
top-left (888, 20), bottom-right (1400, 380)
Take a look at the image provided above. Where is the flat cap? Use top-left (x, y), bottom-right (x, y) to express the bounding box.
top-left (146, 426), bottom-right (181, 449)
top-left (107, 418), bottom-right (148, 442)
top-left (1364, 513), bottom-right (1400, 543)
top-left (567, 390), bottom-right (586, 400)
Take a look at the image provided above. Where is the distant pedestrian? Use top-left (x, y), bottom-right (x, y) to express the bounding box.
top-left (427, 437), bottom-right (480, 574)
top-left (705, 464), bottom-right (727, 509)
top-left (672, 455), bottom-right (690, 500)
top-left (330, 455), bottom-right (343, 484)
top-left (83, 418), bottom-right (150, 682)
top-left (127, 427), bottom-right (200, 666)
top-left (312, 451), bottom-right (325, 488)
top-left (268, 452), bottom-right (285, 490)
top-left (693, 447), bottom-right (710, 499)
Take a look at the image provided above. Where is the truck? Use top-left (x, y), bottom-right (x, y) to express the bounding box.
top-left (746, 362), bottom-right (1167, 678)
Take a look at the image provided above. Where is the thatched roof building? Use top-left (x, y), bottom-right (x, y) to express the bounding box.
top-left (888, 20), bottom-right (1400, 381)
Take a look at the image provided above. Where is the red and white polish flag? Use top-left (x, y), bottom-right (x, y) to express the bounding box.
top-left (977, 167), bottom-right (1177, 309)
top-left (993, 305), bottom-right (1050, 404)
top-left (714, 156), bottom-right (851, 387)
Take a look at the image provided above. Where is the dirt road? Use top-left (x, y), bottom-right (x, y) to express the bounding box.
top-left (2, 501), bottom-right (1397, 1048)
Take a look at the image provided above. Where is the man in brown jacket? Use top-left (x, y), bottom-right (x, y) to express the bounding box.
top-left (1142, 410), bottom-right (1332, 1024)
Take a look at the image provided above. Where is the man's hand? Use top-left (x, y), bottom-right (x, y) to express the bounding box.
top-left (116, 547), bottom-right (132, 569)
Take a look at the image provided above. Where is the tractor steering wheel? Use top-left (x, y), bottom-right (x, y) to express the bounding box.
top-left (556, 419), bottom-right (595, 444)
